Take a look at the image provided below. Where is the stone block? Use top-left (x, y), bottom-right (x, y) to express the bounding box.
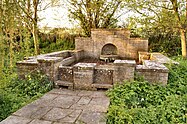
top-left (94, 65), bottom-right (114, 85)
top-left (58, 66), bottom-right (73, 82)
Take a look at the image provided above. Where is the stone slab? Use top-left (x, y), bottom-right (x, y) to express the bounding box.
top-left (29, 119), bottom-right (52, 124)
top-left (75, 110), bottom-right (106, 124)
top-left (0, 116), bottom-right (32, 124)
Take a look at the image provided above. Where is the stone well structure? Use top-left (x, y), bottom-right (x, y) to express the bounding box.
top-left (16, 29), bottom-right (177, 90)
top-left (75, 29), bottom-right (148, 60)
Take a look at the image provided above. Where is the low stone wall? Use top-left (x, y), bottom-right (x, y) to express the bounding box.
top-left (58, 66), bottom-right (73, 83)
top-left (113, 60), bottom-right (136, 83)
top-left (16, 60), bottom-right (39, 79)
top-left (17, 49), bottom-right (173, 90)
top-left (94, 65), bottom-right (114, 85)
top-left (136, 60), bottom-right (169, 85)
top-left (16, 50), bottom-right (84, 81)
top-left (73, 63), bottom-right (97, 90)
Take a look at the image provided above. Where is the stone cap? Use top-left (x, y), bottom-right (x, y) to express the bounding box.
top-left (37, 57), bottom-right (63, 63)
top-left (136, 60), bottom-right (169, 72)
top-left (114, 60), bottom-right (136, 66)
top-left (16, 59), bottom-right (38, 65)
top-left (95, 65), bottom-right (115, 70)
top-left (73, 63), bottom-right (97, 70)
top-left (151, 53), bottom-right (179, 65)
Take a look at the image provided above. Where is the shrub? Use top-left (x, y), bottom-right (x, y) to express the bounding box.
top-left (0, 70), bottom-right (53, 121)
top-left (107, 57), bottom-right (187, 124)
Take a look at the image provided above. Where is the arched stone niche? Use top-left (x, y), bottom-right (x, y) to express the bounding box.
top-left (101, 43), bottom-right (117, 55)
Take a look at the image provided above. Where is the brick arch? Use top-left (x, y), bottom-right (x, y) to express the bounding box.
top-left (101, 43), bottom-right (117, 55)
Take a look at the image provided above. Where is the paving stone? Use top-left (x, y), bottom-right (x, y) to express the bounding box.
top-left (13, 104), bottom-right (40, 118)
top-left (30, 106), bottom-right (52, 119)
top-left (0, 116), bottom-right (32, 124)
top-left (70, 97), bottom-right (92, 110)
top-left (53, 122), bottom-right (73, 124)
top-left (75, 110), bottom-right (106, 124)
top-left (77, 90), bottom-right (94, 97)
top-left (86, 97), bottom-right (110, 112)
top-left (77, 96), bottom-right (92, 105)
top-left (42, 108), bottom-right (82, 123)
top-left (29, 119), bottom-right (52, 124)
top-left (42, 108), bottom-right (73, 122)
top-left (30, 93), bottom-right (59, 107)
top-left (48, 89), bottom-right (80, 96)
top-left (90, 91), bottom-right (108, 98)
top-left (1, 89), bottom-right (109, 124)
top-left (58, 109), bottom-right (82, 123)
top-left (49, 95), bottom-right (80, 108)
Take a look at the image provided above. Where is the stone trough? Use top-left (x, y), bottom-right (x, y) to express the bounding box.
top-left (16, 29), bottom-right (178, 90)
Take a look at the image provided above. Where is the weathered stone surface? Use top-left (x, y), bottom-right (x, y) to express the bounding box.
top-left (58, 66), bottom-right (73, 82)
top-left (74, 63), bottom-right (96, 90)
top-left (48, 88), bottom-right (80, 96)
top-left (136, 60), bottom-right (169, 85)
top-left (71, 96), bottom-right (92, 110)
top-left (29, 119), bottom-right (52, 124)
top-left (1, 89), bottom-right (109, 124)
top-left (75, 29), bottom-right (148, 59)
top-left (30, 93), bottom-right (59, 107)
top-left (94, 65), bottom-right (114, 85)
top-left (42, 108), bottom-right (81, 123)
top-left (86, 97), bottom-right (110, 112)
top-left (151, 53), bottom-right (179, 64)
top-left (13, 104), bottom-right (40, 118)
top-left (76, 110), bottom-right (106, 124)
top-left (0, 116), bottom-right (32, 124)
top-left (30, 107), bottom-right (52, 119)
top-left (49, 95), bottom-right (80, 108)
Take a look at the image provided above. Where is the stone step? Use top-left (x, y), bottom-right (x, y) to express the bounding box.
top-left (55, 80), bottom-right (73, 90)
top-left (55, 80), bottom-right (113, 91)
top-left (92, 83), bottom-right (113, 90)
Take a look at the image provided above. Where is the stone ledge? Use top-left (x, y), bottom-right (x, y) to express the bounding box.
top-left (151, 53), bottom-right (179, 64)
top-left (37, 57), bottom-right (63, 63)
top-left (92, 83), bottom-right (113, 90)
top-left (114, 60), bottom-right (136, 66)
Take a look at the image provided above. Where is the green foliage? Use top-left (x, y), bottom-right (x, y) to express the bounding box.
top-left (0, 71), bottom-right (53, 121)
top-left (107, 57), bottom-right (187, 124)
top-left (40, 38), bottom-right (75, 54)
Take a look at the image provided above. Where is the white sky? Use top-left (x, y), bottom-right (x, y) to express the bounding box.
top-left (38, 0), bottom-right (76, 28)
top-left (38, 0), bottom-right (134, 29)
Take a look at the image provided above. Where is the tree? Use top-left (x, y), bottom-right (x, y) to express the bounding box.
top-left (0, 0), bottom-right (21, 68)
top-left (67, 0), bottom-right (123, 36)
top-left (15, 0), bottom-right (59, 55)
top-left (123, 0), bottom-right (187, 58)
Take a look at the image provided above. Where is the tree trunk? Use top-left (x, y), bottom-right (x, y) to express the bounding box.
top-left (33, 24), bottom-right (39, 55)
top-left (33, 0), bottom-right (39, 55)
top-left (180, 29), bottom-right (187, 58)
top-left (9, 32), bottom-right (13, 68)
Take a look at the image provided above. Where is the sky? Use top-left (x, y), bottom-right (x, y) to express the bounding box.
top-left (37, 0), bottom-right (134, 29)
top-left (38, 0), bottom-right (75, 28)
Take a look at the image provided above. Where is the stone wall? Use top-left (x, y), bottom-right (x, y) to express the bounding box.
top-left (16, 50), bottom-right (84, 81)
top-left (136, 60), bottom-right (169, 85)
top-left (75, 29), bottom-right (148, 60)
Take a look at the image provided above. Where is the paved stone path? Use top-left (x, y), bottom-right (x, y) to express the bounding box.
top-left (1, 89), bottom-right (110, 124)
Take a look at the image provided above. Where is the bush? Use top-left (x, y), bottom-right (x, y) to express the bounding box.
top-left (107, 57), bottom-right (187, 124)
top-left (0, 70), bottom-right (53, 121)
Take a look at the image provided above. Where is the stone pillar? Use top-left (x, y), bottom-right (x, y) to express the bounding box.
top-left (73, 63), bottom-right (97, 90)
top-left (113, 60), bottom-right (136, 83)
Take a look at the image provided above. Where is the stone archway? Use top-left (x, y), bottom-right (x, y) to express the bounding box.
top-left (101, 43), bottom-right (117, 55)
